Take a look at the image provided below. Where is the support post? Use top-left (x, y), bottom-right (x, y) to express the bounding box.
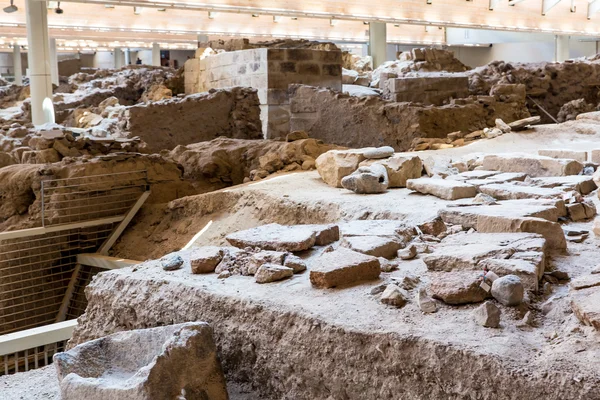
top-left (152, 42), bottom-right (160, 66)
top-left (25, 0), bottom-right (53, 126)
top-left (124, 48), bottom-right (131, 65)
top-left (49, 38), bottom-right (58, 86)
top-left (114, 47), bottom-right (123, 69)
top-left (369, 22), bottom-right (387, 69)
top-left (13, 45), bottom-right (22, 85)
top-left (555, 35), bottom-right (569, 62)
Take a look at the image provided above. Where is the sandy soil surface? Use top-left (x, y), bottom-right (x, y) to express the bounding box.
top-left (0, 366), bottom-right (265, 400)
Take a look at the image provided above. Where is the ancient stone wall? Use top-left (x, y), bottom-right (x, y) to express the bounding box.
top-left (185, 48), bottom-right (342, 138)
top-left (289, 85), bottom-right (529, 151)
top-left (114, 87), bottom-right (263, 152)
top-left (383, 76), bottom-right (470, 105)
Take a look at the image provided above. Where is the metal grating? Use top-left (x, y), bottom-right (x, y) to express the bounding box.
top-left (41, 170), bottom-right (148, 227)
top-left (0, 224), bottom-right (116, 335)
top-left (65, 265), bottom-right (105, 320)
top-left (1, 341), bottom-right (66, 376)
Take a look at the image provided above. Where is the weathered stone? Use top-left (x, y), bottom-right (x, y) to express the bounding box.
top-left (380, 285), bottom-right (407, 308)
top-left (479, 183), bottom-right (563, 200)
top-left (479, 258), bottom-right (541, 291)
top-left (446, 170), bottom-right (500, 181)
top-left (566, 201), bottom-right (596, 221)
top-left (538, 149), bottom-right (587, 163)
top-left (54, 322), bottom-right (228, 400)
top-left (473, 301), bottom-right (501, 328)
top-left (570, 274), bottom-right (600, 290)
top-left (508, 116), bottom-right (541, 131)
top-left (360, 155), bottom-right (422, 188)
top-left (283, 254), bottom-right (307, 273)
top-left (416, 288), bottom-right (437, 313)
top-left (417, 217), bottom-right (447, 237)
top-left (491, 275), bottom-right (524, 306)
top-left (423, 243), bottom-right (515, 272)
top-left (406, 178), bottom-right (477, 200)
top-left (255, 264), bottom-right (294, 283)
top-left (161, 254), bottom-right (184, 271)
top-left (247, 251), bottom-right (287, 275)
top-left (571, 287), bottom-right (600, 331)
top-left (430, 272), bottom-right (491, 305)
top-left (310, 247), bottom-right (380, 288)
top-left (342, 235), bottom-right (402, 259)
top-left (363, 146), bottom-right (394, 159)
top-left (190, 246), bottom-right (224, 274)
top-left (341, 164), bottom-right (389, 194)
top-left (398, 244), bottom-right (417, 260)
top-left (339, 220), bottom-right (415, 241)
top-left (526, 175), bottom-right (597, 195)
top-left (466, 172), bottom-right (528, 188)
top-left (316, 149), bottom-right (366, 187)
top-left (286, 130), bottom-right (309, 142)
top-left (472, 193), bottom-right (498, 205)
top-left (495, 118), bottom-right (511, 133)
top-left (226, 223), bottom-right (316, 252)
top-left (482, 153), bottom-right (583, 177)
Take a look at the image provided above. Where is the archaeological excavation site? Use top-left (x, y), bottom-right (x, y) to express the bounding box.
top-left (1, 0), bottom-right (600, 399)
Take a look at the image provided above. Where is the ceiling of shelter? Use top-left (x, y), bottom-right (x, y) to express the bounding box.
top-left (0, 0), bottom-right (598, 51)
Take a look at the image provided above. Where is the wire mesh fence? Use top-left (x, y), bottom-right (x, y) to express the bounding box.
top-left (40, 170), bottom-right (149, 227)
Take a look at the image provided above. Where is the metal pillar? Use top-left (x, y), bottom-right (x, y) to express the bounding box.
top-left (13, 45), bottom-right (22, 85)
top-left (49, 38), bottom-right (58, 86)
top-left (369, 22), bottom-right (387, 68)
top-left (25, 0), bottom-right (53, 126)
top-left (555, 35), bottom-right (570, 62)
top-left (152, 43), bottom-right (160, 66)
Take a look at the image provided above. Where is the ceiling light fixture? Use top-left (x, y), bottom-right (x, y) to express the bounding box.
top-left (55, 1), bottom-right (63, 14)
top-left (104, 4), bottom-right (114, 8)
top-left (3, 0), bottom-right (17, 13)
top-left (251, 13), bottom-right (259, 17)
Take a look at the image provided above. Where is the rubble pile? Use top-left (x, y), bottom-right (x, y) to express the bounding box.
top-left (198, 37), bottom-right (340, 52)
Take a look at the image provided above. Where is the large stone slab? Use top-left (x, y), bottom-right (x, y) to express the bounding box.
top-left (422, 244), bottom-right (515, 272)
top-left (310, 247), bottom-right (380, 288)
top-left (342, 235), bottom-right (402, 259)
top-left (339, 220), bottom-right (416, 241)
top-left (226, 223), bottom-right (316, 252)
top-left (406, 178), bottom-right (477, 200)
top-left (570, 274), bottom-right (600, 291)
top-left (430, 272), bottom-right (492, 305)
top-left (482, 154), bottom-right (583, 177)
top-left (476, 216), bottom-right (566, 250)
top-left (465, 172), bottom-right (528, 188)
top-left (478, 183), bottom-right (564, 200)
top-left (538, 149), bottom-right (587, 163)
top-left (571, 287), bottom-right (600, 331)
top-left (316, 149), bottom-right (367, 187)
top-left (526, 175), bottom-right (597, 195)
top-left (446, 170), bottom-right (500, 181)
top-left (360, 155), bottom-right (423, 188)
top-left (54, 322), bottom-right (228, 400)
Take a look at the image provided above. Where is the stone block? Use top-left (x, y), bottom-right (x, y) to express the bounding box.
top-left (591, 149), bottom-right (600, 164)
top-left (482, 153), bottom-right (583, 177)
top-left (478, 183), bottom-right (564, 200)
top-left (54, 322), bottom-right (228, 400)
top-left (316, 149), bottom-right (366, 187)
top-left (538, 149), bottom-right (587, 163)
top-left (360, 155), bottom-right (422, 188)
top-left (286, 49), bottom-right (315, 61)
top-left (430, 271), bottom-right (491, 305)
top-left (226, 223), bottom-right (317, 252)
top-left (310, 247), bottom-right (380, 288)
top-left (406, 178), bottom-right (477, 200)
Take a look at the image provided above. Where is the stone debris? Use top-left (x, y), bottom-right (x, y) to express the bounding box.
top-left (538, 149), bottom-right (587, 163)
top-left (482, 153), bottom-right (583, 177)
top-left (304, 224), bottom-right (340, 246)
top-left (416, 288), bottom-right (437, 313)
top-left (339, 220), bottom-right (416, 241)
top-left (495, 118), bottom-right (512, 133)
top-left (491, 275), bottom-right (524, 306)
top-left (479, 183), bottom-right (564, 200)
top-left (472, 193), bottom-right (498, 205)
top-left (342, 235), bottom-right (402, 259)
top-left (571, 288), bottom-right (600, 331)
top-left (360, 155), bottom-right (422, 188)
top-left (316, 149), bottom-right (366, 187)
top-left (310, 247), bottom-right (380, 288)
top-left (54, 322), bottom-right (228, 400)
top-left (247, 251), bottom-right (287, 275)
top-left (398, 244), bottom-right (417, 260)
top-left (526, 175), bottom-right (597, 195)
top-left (430, 272), bottom-right (492, 305)
top-left (566, 201), bottom-right (596, 221)
top-left (255, 264), bottom-right (294, 283)
top-left (161, 254), bottom-right (184, 271)
top-left (466, 172), bottom-right (528, 188)
top-left (283, 254), bottom-right (307, 273)
top-left (473, 301), bottom-right (501, 328)
top-left (363, 146), bottom-right (395, 159)
top-left (226, 223), bottom-right (317, 252)
top-left (380, 284), bottom-right (408, 308)
top-left (406, 178), bottom-right (478, 200)
top-left (341, 164), bottom-right (389, 194)
top-left (570, 274), bottom-right (600, 291)
top-left (190, 246), bottom-right (224, 274)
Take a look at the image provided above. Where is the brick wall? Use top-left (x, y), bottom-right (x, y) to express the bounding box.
top-left (185, 48), bottom-right (342, 139)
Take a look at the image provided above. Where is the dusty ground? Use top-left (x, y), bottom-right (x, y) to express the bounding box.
top-left (0, 365), bottom-right (264, 400)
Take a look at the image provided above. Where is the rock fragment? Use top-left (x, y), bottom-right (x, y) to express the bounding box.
top-left (190, 246), bottom-right (224, 274)
top-left (360, 155), bottom-right (422, 188)
top-left (363, 146), bottom-right (394, 159)
top-left (310, 247), bottom-right (380, 288)
top-left (398, 244), bottom-right (417, 260)
top-left (316, 149), bottom-right (366, 187)
top-left (283, 254), bottom-right (307, 273)
top-left (255, 264), bottom-right (294, 283)
top-left (430, 272), bottom-right (491, 305)
top-left (473, 301), bottom-right (501, 328)
top-left (416, 288), bottom-right (437, 313)
top-left (380, 285), bottom-right (407, 308)
top-left (226, 224), bottom-right (316, 252)
top-left (342, 235), bottom-right (402, 259)
top-left (161, 254), bottom-right (184, 271)
top-left (406, 178), bottom-right (477, 200)
top-left (341, 164), bottom-right (389, 194)
top-left (491, 275), bottom-right (524, 306)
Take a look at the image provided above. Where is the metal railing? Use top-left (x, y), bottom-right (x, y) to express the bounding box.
top-left (0, 320), bottom-right (76, 376)
top-left (40, 170), bottom-right (149, 227)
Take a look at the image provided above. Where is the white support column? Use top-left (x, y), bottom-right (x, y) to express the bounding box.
top-left (13, 45), bottom-right (22, 85)
top-left (49, 38), bottom-right (58, 86)
top-left (197, 34), bottom-right (208, 47)
top-left (369, 22), bottom-right (387, 69)
top-left (25, 0), bottom-right (53, 126)
top-left (113, 47), bottom-right (123, 69)
top-left (555, 35), bottom-right (570, 62)
top-left (152, 42), bottom-right (160, 66)
top-left (124, 48), bottom-right (131, 65)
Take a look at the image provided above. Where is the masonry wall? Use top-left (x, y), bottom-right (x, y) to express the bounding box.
top-left (185, 48), bottom-right (342, 139)
top-left (289, 84), bottom-right (529, 151)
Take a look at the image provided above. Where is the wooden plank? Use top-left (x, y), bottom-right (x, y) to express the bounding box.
top-left (0, 320), bottom-right (77, 356)
top-left (77, 253), bottom-right (141, 270)
top-left (0, 216), bottom-right (125, 242)
top-left (55, 264), bottom-right (82, 323)
top-left (98, 191), bottom-right (150, 255)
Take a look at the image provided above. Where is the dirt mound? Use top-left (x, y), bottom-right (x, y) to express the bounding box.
top-left (557, 99), bottom-right (597, 122)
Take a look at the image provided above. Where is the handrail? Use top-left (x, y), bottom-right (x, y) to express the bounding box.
top-left (0, 320), bottom-right (77, 356)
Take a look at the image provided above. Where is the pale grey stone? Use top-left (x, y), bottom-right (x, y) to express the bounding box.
top-left (473, 301), bottom-right (501, 328)
top-left (491, 275), bottom-right (524, 306)
top-left (341, 164), bottom-right (389, 194)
